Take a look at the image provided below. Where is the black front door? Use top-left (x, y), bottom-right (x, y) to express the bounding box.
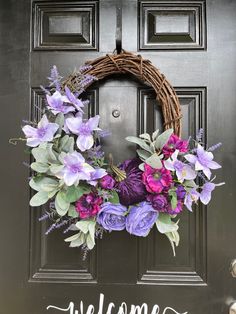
top-left (1, 0), bottom-right (236, 313)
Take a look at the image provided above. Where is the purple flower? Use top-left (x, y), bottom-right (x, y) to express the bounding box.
top-left (142, 164), bottom-right (173, 193)
top-left (60, 151), bottom-right (94, 186)
top-left (97, 202), bottom-right (127, 231)
top-left (184, 188), bottom-right (200, 211)
top-left (185, 144), bottom-right (221, 179)
top-left (126, 201), bottom-right (158, 237)
top-left (22, 114), bottom-right (59, 147)
top-left (176, 185), bottom-right (186, 200)
top-left (147, 194), bottom-right (168, 211)
top-left (164, 150), bottom-right (197, 182)
top-left (99, 175), bottom-right (116, 190)
top-left (66, 115), bottom-right (100, 151)
top-left (88, 168), bottom-right (107, 186)
top-left (199, 182), bottom-right (215, 205)
top-left (65, 86), bottom-right (84, 112)
top-left (116, 158), bottom-right (147, 206)
top-left (76, 192), bottom-right (103, 219)
top-left (46, 91), bottom-right (75, 115)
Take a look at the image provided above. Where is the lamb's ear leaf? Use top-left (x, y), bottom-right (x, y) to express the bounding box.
top-left (125, 136), bottom-right (152, 153)
top-left (155, 129), bottom-right (173, 149)
top-left (55, 191), bottom-right (70, 216)
top-left (152, 129), bottom-right (159, 141)
top-left (136, 149), bottom-right (151, 161)
top-left (156, 213), bottom-right (179, 234)
top-left (31, 162), bottom-right (49, 173)
top-left (139, 133), bottom-right (151, 142)
top-left (145, 154), bottom-right (162, 169)
top-left (30, 191), bottom-right (49, 207)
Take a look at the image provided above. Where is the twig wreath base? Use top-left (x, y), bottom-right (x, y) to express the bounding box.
top-left (63, 51), bottom-right (182, 136)
top-left (14, 51), bottom-right (224, 258)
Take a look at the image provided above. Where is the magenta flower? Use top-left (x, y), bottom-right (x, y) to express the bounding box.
top-left (164, 150), bottom-right (197, 182)
top-left (66, 115), bottom-right (100, 151)
top-left (46, 91), bottom-right (75, 115)
top-left (163, 134), bottom-right (188, 158)
top-left (60, 151), bottom-right (94, 186)
top-left (75, 192), bottom-right (103, 219)
top-left (142, 164), bottom-right (172, 194)
top-left (99, 174), bottom-right (116, 190)
top-left (65, 86), bottom-right (84, 112)
top-left (184, 188), bottom-right (200, 211)
top-left (185, 144), bottom-right (221, 179)
top-left (22, 114), bottom-right (59, 147)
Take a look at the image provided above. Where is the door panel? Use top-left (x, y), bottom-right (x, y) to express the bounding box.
top-left (1, 0), bottom-right (236, 313)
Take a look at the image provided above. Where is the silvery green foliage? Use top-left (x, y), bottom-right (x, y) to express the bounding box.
top-left (65, 220), bottom-right (96, 249)
top-left (126, 128), bottom-right (173, 170)
top-left (156, 213), bottom-right (180, 256)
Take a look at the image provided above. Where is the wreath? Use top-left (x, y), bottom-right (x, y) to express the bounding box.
top-left (14, 52), bottom-right (224, 257)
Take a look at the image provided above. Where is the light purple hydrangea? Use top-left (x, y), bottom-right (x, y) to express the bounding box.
top-left (66, 115), bottom-right (100, 151)
top-left (60, 151), bottom-right (94, 186)
top-left (184, 188), bottom-right (200, 211)
top-left (46, 90), bottom-right (75, 115)
top-left (64, 86), bottom-right (84, 112)
top-left (185, 144), bottom-right (221, 179)
top-left (22, 114), bottom-right (59, 147)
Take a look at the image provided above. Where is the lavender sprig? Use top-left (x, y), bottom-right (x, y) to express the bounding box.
top-left (48, 65), bottom-right (63, 91)
top-left (208, 142), bottom-right (222, 152)
top-left (45, 223), bottom-right (57, 235)
top-left (38, 212), bottom-right (50, 222)
top-left (196, 128), bottom-right (204, 143)
top-left (79, 64), bottom-right (93, 73)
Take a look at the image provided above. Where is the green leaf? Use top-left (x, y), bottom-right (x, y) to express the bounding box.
top-left (31, 162), bottom-right (49, 173)
top-left (55, 191), bottom-right (70, 216)
top-left (155, 129), bottom-right (173, 150)
top-left (125, 136), bottom-right (153, 153)
top-left (169, 191), bottom-right (177, 209)
top-left (109, 190), bottom-right (120, 204)
top-left (184, 180), bottom-right (198, 188)
top-left (55, 112), bottom-right (64, 129)
top-left (68, 205), bottom-right (78, 218)
top-left (65, 185), bottom-right (82, 203)
top-left (58, 152), bottom-right (67, 163)
top-left (152, 129), bottom-right (159, 141)
top-left (30, 191), bottom-right (49, 207)
top-left (47, 144), bottom-right (58, 162)
top-left (31, 147), bottom-right (49, 163)
top-left (156, 213), bottom-right (179, 234)
top-left (64, 232), bottom-right (80, 242)
top-left (50, 164), bottom-right (64, 174)
top-left (164, 230), bottom-right (180, 257)
top-left (138, 163), bottom-right (145, 171)
top-left (86, 233), bottom-right (95, 250)
top-left (70, 233), bottom-right (86, 248)
top-left (145, 154), bottom-right (162, 169)
top-left (75, 219), bottom-right (94, 234)
top-left (29, 177), bottom-right (58, 192)
top-left (139, 133), bottom-right (151, 142)
top-left (136, 149), bottom-right (151, 161)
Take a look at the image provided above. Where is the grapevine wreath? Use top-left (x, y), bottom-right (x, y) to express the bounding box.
top-left (16, 52), bottom-right (224, 256)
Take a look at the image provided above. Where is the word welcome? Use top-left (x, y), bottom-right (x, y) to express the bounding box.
top-left (47, 293), bottom-right (188, 314)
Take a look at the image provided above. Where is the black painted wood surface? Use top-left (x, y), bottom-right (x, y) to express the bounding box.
top-left (0, 0), bottom-right (235, 313)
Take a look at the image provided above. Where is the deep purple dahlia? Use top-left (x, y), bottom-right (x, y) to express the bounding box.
top-left (115, 158), bottom-right (147, 206)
